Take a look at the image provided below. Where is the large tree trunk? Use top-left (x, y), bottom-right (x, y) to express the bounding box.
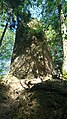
top-left (60, 10), bottom-right (67, 78)
top-left (10, 20), bottom-right (55, 80)
top-left (58, 2), bottom-right (67, 79)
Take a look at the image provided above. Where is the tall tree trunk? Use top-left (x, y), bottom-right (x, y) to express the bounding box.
top-left (58, 2), bottom-right (67, 78)
top-left (60, 10), bottom-right (67, 77)
top-left (10, 20), bottom-right (55, 80)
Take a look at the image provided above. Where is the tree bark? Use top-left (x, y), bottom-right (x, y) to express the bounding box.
top-left (60, 10), bottom-right (67, 74)
top-left (10, 21), bottom-right (55, 79)
top-left (58, 2), bottom-right (67, 78)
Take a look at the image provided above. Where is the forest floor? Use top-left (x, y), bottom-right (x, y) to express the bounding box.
top-left (0, 75), bottom-right (67, 119)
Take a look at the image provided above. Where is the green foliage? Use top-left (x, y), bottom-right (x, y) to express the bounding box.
top-left (28, 19), bottom-right (43, 38)
top-left (63, 72), bottom-right (67, 79)
top-left (0, 16), bottom-right (15, 75)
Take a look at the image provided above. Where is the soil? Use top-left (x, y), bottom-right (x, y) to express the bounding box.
top-left (0, 75), bottom-right (67, 119)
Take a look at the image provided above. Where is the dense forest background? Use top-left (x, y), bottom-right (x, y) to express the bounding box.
top-left (0, 0), bottom-right (67, 119)
top-left (0, 0), bottom-right (67, 78)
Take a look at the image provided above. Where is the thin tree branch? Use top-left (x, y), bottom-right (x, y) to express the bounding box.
top-left (0, 22), bottom-right (8, 47)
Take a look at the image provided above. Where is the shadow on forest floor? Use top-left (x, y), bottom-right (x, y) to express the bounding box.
top-left (0, 80), bottom-right (19, 119)
top-left (13, 79), bottom-right (67, 119)
top-left (0, 78), bottom-right (67, 119)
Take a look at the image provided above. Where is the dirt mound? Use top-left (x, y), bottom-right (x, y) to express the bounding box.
top-left (0, 76), bottom-right (67, 119)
